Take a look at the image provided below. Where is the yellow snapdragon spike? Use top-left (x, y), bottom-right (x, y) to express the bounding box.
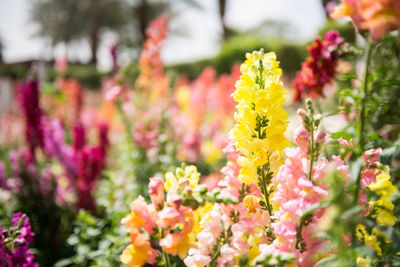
top-left (230, 50), bottom-right (289, 187)
top-left (356, 224), bottom-right (382, 256)
top-left (367, 168), bottom-right (397, 226)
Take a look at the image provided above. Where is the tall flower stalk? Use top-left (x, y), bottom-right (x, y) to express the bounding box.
top-left (230, 49), bottom-right (289, 217)
top-left (355, 41), bottom-right (374, 203)
top-left (358, 41), bottom-right (373, 154)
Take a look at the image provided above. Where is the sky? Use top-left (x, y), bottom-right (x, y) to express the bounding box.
top-left (0, 0), bottom-right (326, 70)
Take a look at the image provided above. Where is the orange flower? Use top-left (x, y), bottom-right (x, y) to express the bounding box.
top-left (160, 214), bottom-right (194, 258)
top-left (121, 196), bottom-right (156, 234)
top-left (331, 0), bottom-right (400, 42)
top-left (120, 231), bottom-right (156, 267)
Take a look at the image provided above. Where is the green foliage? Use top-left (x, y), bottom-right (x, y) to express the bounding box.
top-left (0, 62), bottom-right (30, 79)
top-left (0, 161), bottom-right (75, 266)
top-left (255, 252), bottom-right (295, 267)
top-left (56, 170), bottom-right (133, 266)
top-left (46, 64), bottom-right (109, 89)
top-left (214, 35), bottom-right (307, 78)
top-left (166, 35), bottom-right (307, 80)
top-left (65, 64), bottom-right (109, 89)
top-left (120, 62), bottom-right (140, 87)
top-left (368, 34), bottom-right (400, 144)
top-left (167, 58), bottom-right (213, 80)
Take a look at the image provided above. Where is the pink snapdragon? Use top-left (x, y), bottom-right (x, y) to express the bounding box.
top-left (259, 126), bottom-right (349, 265)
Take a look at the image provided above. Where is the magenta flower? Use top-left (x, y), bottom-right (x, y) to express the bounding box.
top-left (20, 78), bottom-right (44, 159)
top-left (73, 121), bottom-right (86, 152)
top-left (0, 213), bottom-right (37, 267)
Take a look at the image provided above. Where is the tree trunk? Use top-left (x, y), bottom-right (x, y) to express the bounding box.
top-left (218, 0), bottom-right (228, 40)
top-left (137, 0), bottom-right (148, 44)
top-left (89, 29), bottom-right (99, 65)
top-left (89, 0), bottom-right (100, 65)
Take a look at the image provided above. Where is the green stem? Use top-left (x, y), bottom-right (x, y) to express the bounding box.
top-left (354, 41), bottom-right (374, 203)
top-left (308, 126), bottom-right (315, 181)
top-left (258, 165), bottom-right (273, 216)
top-left (358, 42), bottom-right (373, 154)
top-left (207, 226), bottom-right (233, 267)
top-left (160, 228), bottom-right (171, 267)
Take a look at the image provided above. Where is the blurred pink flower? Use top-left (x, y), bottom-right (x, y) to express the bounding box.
top-left (55, 56), bottom-right (68, 74)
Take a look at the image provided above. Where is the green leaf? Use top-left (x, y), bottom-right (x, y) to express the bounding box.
top-left (330, 131), bottom-right (353, 140)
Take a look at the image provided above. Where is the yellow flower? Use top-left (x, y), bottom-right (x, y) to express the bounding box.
top-left (230, 50), bottom-right (289, 189)
top-left (356, 257), bottom-right (371, 267)
top-left (358, 225), bottom-right (381, 255)
top-left (356, 224), bottom-right (390, 257)
top-left (176, 85), bottom-right (190, 112)
top-left (367, 168), bottom-right (397, 226)
top-left (120, 232), bottom-right (153, 267)
top-left (165, 165), bottom-right (200, 192)
top-left (120, 244), bottom-right (149, 267)
top-left (364, 233), bottom-right (381, 256)
top-left (202, 140), bottom-right (223, 164)
top-left (165, 171), bottom-right (178, 192)
top-left (376, 207), bottom-right (396, 226)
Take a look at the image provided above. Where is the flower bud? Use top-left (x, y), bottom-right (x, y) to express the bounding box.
top-left (314, 130), bottom-right (326, 146)
top-left (149, 177), bottom-right (164, 209)
top-left (295, 127), bottom-right (309, 153)
top-left (314, 114), bottom-right (322, 127)
top-left (297, 109), bottom-right (307, 120)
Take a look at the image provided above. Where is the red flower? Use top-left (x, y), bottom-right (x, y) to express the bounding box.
top-left (293, 30), bottom-right (344, 101)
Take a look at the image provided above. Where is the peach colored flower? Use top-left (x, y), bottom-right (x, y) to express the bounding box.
top-left (331, 0), bottom-right (400, 42)
top-left (157, 206), bottom-right (185, 228)
top-left (121, 196), bottom-right (156, 234)
top-left (160, 214), bottom-right (194, 258)
top-left (120, 231), bottom-right (156, 267)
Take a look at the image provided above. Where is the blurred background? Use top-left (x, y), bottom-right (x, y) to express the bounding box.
top-left (0, 0), bottom-right (327, 68)
top-left (0, 0), bottom-right (357, 154)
